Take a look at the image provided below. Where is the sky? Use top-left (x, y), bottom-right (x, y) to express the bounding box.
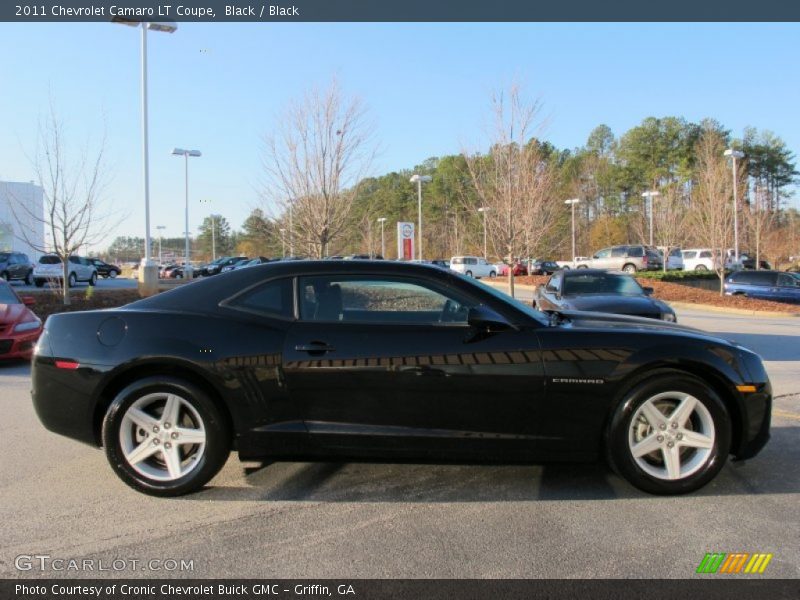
top-left (1, 22), bottom-right (798, 248)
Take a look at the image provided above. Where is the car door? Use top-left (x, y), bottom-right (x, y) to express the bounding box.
top-left (591, 247), bottom-right (613, 269)
top-left (8, 254), bottom-right (22, 279)
top-left (282, 273), bottom-right (546, 458)
top-left (477, 257), bottom-right (492, 277)
top-left (776, 273), bottom-right (800, 303)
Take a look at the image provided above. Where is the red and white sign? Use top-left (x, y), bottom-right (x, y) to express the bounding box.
top-left (396, 222), bottom-right (415, 261)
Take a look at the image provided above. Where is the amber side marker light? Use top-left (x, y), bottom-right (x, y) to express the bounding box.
top-left (736, 385), bottom-right (757, 393)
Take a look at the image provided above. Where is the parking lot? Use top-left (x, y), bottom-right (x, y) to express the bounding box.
top-left (1, 306), bottom-right (798, 579)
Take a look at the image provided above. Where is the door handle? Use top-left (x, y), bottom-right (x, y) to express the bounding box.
top-left (295, 342), bottom-right (335, 355)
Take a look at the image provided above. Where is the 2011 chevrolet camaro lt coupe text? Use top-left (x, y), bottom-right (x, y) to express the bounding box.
top-left (31, 262), bottom-right (771, 496)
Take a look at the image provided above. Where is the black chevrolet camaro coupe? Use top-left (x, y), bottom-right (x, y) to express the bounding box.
top-left (31, 261), bottom-right (771, 496)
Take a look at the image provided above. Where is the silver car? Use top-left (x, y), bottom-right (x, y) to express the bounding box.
top-left (579, 245), bottom-right (663, 274)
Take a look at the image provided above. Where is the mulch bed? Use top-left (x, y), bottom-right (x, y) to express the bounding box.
top-left (504, 275), bottom-right (800, 314)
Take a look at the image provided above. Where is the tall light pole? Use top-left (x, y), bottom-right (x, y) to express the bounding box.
top-left (477, 207), bottom-right (490, 259)
top-left (724, 148), bottom-right (745, 266)
top-left (377, 217), bottom-right (387, 258)
top-left (564, 199), bottom-right (581, 262)
top-left (210, 213), bottom-right (222, 261)
top-left (409, 174), bottom-right (432, 260)
top-left (279, 228), bottom-right (287, 258)
top-left (641, 190), bottom-right (660, 247)
top-left (172, 148), bottom-right (201, 277)
top-left (155, 225), bottom-right (166, 265)
top-left (112, 19), bottom-right (177, 294)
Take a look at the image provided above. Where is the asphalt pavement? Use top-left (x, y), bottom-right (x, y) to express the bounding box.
top-left (1, 307), bottom-right (798, 579)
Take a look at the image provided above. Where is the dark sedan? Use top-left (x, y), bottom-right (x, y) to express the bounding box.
top-left (531, 260), bottom-right (560, 275)
top-left (89, 258), bottom-right (122, 279)
top-left (533, 269), bottom-right (677, 322)
top-left (31, 261), bottom-right (769, 497)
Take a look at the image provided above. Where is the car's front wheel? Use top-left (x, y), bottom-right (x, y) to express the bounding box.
top-left (25, 270), bottom-right (34, 285)
top-left (607, 372), bottom-right (731, 495)
top-left (89, 272), bottom-right (97, 286)
top-left (102, 377), bottom-right (231, 496)
top-left (623, 263), bottom-right (637, 274)
top-left (109, 270), bottom-right (118, 279)
top-left (68, 272), bottom-right (77, 288)
top-left (695, 264), bottom-right (708, 272)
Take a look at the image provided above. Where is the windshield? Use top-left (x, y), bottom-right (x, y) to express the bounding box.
top-left (0, 284), bottom-right (20, 304)
top-left (471, 279), bottom-right (549, 325)
top-left (563, 273), bottom-right (644, 296)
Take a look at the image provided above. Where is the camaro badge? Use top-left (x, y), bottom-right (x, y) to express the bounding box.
top-left (551, 378), bottom-right (605, 384)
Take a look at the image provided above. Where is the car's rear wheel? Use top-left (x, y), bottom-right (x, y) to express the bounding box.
top-left (576, 264), bottom-right (588, 269)
top-left (34, 279), bottom-right (45, 288)
top-left (695, 264), bottom-right (708, 272)
top-left (68, 272), bottom-right (77, 288)
top-left (102, 377), bottom-right (231, 496)
top-left (109, 270), bottom-right (118, 279)
top-left (89, 272), bottom-right (97, 286)
top-left (465, 270), bottom-right (473, 278)
top-left (489, 271), bottom-right (497, 278)
top-left (607, 373), bottom-right (730, 495)
top-left (25, 270), bottom-right (34, 285)
top-left (622, 263), bottom-right (637, 274)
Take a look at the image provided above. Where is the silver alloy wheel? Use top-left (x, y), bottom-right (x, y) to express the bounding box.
top-left (119, 393), bottom-right (207, 482)
top-left (623, 264), bottom-right (636, 274)
top-left (628, 391), bottom-right (715, 481)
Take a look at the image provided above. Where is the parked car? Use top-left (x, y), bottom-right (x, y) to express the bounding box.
top-left (579, 245), bottom-right (662, 273)
top-left (497, 262), bottom-right (528, 277)
top-left (33, 255), bottom-right (97, 288)
top-left (682, 248), bottom-right (718, 272)
top-left (533, 269), bottom-right (676, 322)
top-left (206, 256), bottom-right (247, 276)
top-left (221, 257), bottom-right (251, 273)
top-left (0, 280), bottom-right (42, 360)
top-left (728, 251), bottom-right (771, 271)
top-left (450, 256), bottom-right (498, 278)
top-left (31, 260), bottom-right (771, 497)
top-left (724, 270), bottom-right (800, 304)
top-left (530, 260), bottom-right (560, 275)
top-left (197, 257), bottom-right (229, 277)
top-left (89, 258), bottom-right (122, 279)
top-left (430, 259), bottom-right (450, 269)
top-left (238, 257), bottom-right (272, 269)
top-left (657, 247), bottom-right (685, 270)
top-left (167, 265), bottom-right (202, 279)
top-left (0, 251), bottom-right (35, 285)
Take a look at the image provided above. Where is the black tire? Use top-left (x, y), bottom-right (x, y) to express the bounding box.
top-left (695, 264), bottom-right (708, 272)
top-left (0, 271), bottom-right (8, 281)
top-left (68, 272), bottom-right (77, 288)
top-left (622, 263), bottom-right (637, 274)
top-left (24, 270), bottom-right (34, 285)
top-left (109, 270), bottom-right (118, 279)
top-left (102, 376), bottom-right (231, 497)
top-left (89, 272), bottom-right (97, 286)
top-left (34, 279), bottom-right (45, 288)
top-left (576, 264), bottom-right (588, 269)
top-left (606, 372), bottom-right (731, 495)
top-left (489, 271), bottom-right (497, 278)
top-left (465, 270), bottom-right (473, 278)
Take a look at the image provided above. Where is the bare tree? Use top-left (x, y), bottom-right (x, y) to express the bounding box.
top-left (262, 80), bottom-right (375, 258)
top-left (463, 85), bottom-right (559, 296)
top-left (747, 182), bottom-right (777, 270)
top-left (9, 106), bottom-right (113, 305)
top-left (690, 127), bottom-right (733, 294)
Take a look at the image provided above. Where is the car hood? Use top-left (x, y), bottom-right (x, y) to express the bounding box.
top-left (561, 294), bottom-right (671, 314)
top-left (0, 303), bottom-right (30, 325)
top-left (552, 309), bottom-right (730, 341)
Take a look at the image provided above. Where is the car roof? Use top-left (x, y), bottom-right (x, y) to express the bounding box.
top-left (562, 268), bottom-right (628, 276)
top-left (125, 260), bottom-right (469, 313)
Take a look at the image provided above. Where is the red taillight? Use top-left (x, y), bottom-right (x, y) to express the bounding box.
top-left (54, 360), bottom-right (80, 370)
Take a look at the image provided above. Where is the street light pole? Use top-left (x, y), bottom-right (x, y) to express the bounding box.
top-left (155, 225), bottom-right (165, 265)
top-left (564, 199), bottom-right (581, 262)
top-left (477, 207), bottom-right (489, 259)
top-left (377, 217), bottom-right (387, 258)
top-left (172, 148), bottom-right (201, 278)
top-left (112, 19), bottom-right (177, 295)
top-left (641, 191), bottom-right (660, 248)
top-left (409, 174), bottom-right (432, 261)
top-left (724, 149), bottom-right (745, 266)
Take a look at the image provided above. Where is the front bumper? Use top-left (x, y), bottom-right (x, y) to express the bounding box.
top-left (0, 331), bottom-right (41, 360)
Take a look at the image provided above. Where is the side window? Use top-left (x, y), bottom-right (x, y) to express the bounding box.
top-left (69, 256), bottom-right (80, 264)
top-left (670, 248), bottom-right (682, 258)
top-left (299, 276), bottom-right (474, 324)
top-left (777, 274), bottom-right (796, 287)
top-left (594, 248), bottom-right (611, 259)
top-left (683, 251), bottom-right (696, 259)
top-left (466, 258), bottom-right (477, 265)
top-left (229, 278), bottom-right (294, 319)
top-left (478, 258), bottom-right (488, 265)
top-left (627, 246), bottom-right (644, 257)
top-left (610, 246), bottom-right (627, 258)
top-left (8, 254), bottom-right (18, 265)
top-left (546, 273), bottom-right (561, 293)
top-left (700, 251), bottom-right (712, 258)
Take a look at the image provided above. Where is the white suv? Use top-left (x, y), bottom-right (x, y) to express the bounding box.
top-left (682, 248), bottom-right (719, 272)
top-left (449, 256), bottom-right (498, 279)
top-left (34, 255), bottom-right (98, 288)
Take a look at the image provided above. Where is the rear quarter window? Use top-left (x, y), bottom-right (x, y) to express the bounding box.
top-left (227, 278), bottom-right (294, 319)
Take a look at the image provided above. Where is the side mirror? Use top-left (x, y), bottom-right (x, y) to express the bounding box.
top-left (21, 296), bottom-right (36, 307)
top-left (467, 305), bottom-right (514, 332)
top-left (643, 287), bottom-right (654, 296)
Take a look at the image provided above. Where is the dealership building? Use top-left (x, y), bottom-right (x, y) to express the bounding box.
top-left (0, 180), bottom-right (45, 259)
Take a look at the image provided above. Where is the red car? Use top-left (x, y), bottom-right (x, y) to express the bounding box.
top-left (498, 262), bottom-right (529, 276)
top-left (0, 281), bottom-right (42, 360)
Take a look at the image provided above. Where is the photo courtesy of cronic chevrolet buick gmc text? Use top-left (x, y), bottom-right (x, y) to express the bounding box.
top-left (31, 262), bottom-right (771, 497)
